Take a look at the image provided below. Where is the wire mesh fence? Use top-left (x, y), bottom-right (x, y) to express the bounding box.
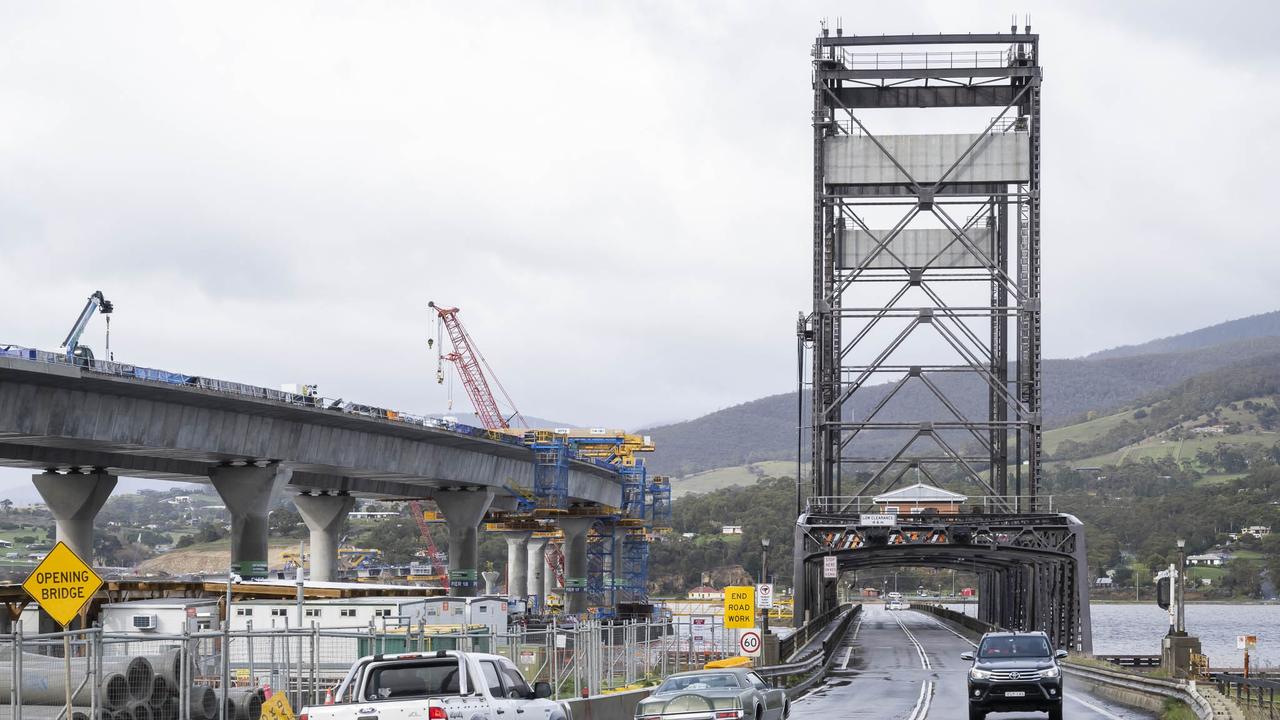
top-left (0, 616), bottom-right (735, 718)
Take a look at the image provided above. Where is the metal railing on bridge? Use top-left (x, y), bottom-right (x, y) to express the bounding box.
top-left (805, 495), bottom-right (1053, 515)
top-left (1212, 673), bottom-right (1280, 716)
top-left (0, 343), bottom-right (621, 474)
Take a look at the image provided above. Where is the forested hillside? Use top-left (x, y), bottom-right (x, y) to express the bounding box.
top-left (644, 317), bottom-right (1280, 477)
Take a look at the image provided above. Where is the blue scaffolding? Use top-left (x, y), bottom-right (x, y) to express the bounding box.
top-left (586, 520), bottom-right (617, 613)
top-left (528, 431), bottom-right (570, 511)
top-left (620, 528), bottom-right (650, 603)
top-left (649, 475), bottom-right (672, 527)
top-left (620, 463), bottom-right (647, 519)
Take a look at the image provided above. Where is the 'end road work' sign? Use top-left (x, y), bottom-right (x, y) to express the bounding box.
top-left (22, 541), bottom-right (103, 627)
top-left (724, 586), bottom-right (755, 629)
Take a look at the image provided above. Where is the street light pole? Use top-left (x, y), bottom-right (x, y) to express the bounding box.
top-left (760, 538), bottom-right (770, 635)
top-left (1176, 539), bottom-right (1186, 634)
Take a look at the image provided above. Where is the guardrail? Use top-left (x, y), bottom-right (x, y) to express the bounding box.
top-left (1061, 662), bottom-right (1232, 720)
top-left (1213, 673), bottom-right (1279, 717)
top-left (777, 603), bottom-right (846, 662)
top-left (913, 603), bottom-right (998, 638)
top-left (755, 605), bottom-right (861, 699)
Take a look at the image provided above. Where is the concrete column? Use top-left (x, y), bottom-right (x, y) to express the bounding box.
top-left (293, 493), bottom-right (355, 582)
top-left (434, 489), bottom-right (495, 597)
top-left (504, 532), bottom-right (531, 600)
top-left (32, 471), bottom-right (117, 563)
top-left (209, 463), bottom-right (292, 580)
top-left (560, 517), bottom-right (595, 615)
top-left (526, 536), bottom-right (548, 610)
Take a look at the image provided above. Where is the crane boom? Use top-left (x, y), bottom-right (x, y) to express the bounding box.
top-left (61, 290), bottom-right (113, 360)
top-left (429, 301), bottom-right (525, 430)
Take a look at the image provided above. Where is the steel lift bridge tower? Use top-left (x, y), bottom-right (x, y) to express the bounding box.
top-left (793, 23), bottom-right (1092, 651)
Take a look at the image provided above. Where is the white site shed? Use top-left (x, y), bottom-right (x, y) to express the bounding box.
top-left (226, 596), bottom-right (432, 631)
top-left (423, 596), bottom-right (508, 634)
top-left (99, 598), bottom-right (222, 635)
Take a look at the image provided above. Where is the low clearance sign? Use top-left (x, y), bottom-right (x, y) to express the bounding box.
top-left (723, 586), bottom-right (755, 629)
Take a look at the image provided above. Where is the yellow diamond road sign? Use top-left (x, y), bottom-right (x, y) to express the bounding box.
top-left (22, 541), bottom-right (103, 627)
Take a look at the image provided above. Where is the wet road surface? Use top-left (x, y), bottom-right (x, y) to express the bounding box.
top-left (788, 606), bottom-right (1156, 720)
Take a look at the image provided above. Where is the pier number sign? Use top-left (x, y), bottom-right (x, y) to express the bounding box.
top-left (22, 541), bottom-right (104, 627)
top-left (724, 586), bottom-right (755, 629)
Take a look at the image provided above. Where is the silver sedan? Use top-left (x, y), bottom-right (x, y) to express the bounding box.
top-left (635, 668), bottom-right (790, 720)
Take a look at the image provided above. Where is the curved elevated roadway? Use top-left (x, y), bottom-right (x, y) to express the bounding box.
top-left (790, 606), bottom-right (1154, 720)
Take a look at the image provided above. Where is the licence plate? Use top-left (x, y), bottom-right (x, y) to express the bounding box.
top-left (1004, 691), bottom-right (1026, 698)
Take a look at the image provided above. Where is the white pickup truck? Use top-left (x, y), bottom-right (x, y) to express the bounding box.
top-left (300, 650), bottom-right (570, 720)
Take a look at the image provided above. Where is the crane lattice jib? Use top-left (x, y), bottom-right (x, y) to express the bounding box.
top-left (436, 307), bottom-right (508, 430)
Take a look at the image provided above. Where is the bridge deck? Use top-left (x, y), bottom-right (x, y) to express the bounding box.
top-left (791, 606), bottom-right (1151, 719)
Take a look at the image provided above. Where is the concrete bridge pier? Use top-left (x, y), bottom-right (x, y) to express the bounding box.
top-left (560, 517), bottom-right (595, 615)
top-left (504, 532), bottom-right (531, 600)
top-left (209, 463), bottom-right (292, 579)
top-left (435, 488), bottom-right (495, 597)
top-left (294, 492), bottom-right (355, 582)
top-left (32, 470), bottom-right (117, 562)
top-left (526, 535), bottom-right (548, 610)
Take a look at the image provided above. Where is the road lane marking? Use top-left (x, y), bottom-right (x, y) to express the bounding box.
top-left (891, 610), bottom-right (931, 669)
top-left (907, 679), bottom-right (934, 720)
top-left (840, 617), bottom-right (864, 670)
top-left (1067, 695), bottom-right (1127, 720)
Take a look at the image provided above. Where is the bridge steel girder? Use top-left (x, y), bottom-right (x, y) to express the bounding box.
top-left (793, 512), bottom-right (1092, 652)
top-left (0, 360), bottom-right (623, 507)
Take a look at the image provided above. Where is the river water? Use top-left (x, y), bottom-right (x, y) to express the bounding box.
top-left (951, 602), bottom-right (1280, 668)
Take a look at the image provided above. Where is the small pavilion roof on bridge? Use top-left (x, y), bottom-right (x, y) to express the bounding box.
top-left (872, 483), bottom-right (968, 505)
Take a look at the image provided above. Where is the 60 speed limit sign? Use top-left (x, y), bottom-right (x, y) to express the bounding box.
top-left (738, 629), bottom-right (762, 657)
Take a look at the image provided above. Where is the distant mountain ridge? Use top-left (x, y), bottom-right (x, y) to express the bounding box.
top-left (1087, 310), bottom-right (1280, 360)
top-left (643, 310), bottom-right (1280, 477)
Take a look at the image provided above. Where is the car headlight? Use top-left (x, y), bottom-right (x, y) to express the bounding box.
top-left (1042, 666), bottom-right (1060, 678)
top-left (969, 668), bottom-right (992, 680)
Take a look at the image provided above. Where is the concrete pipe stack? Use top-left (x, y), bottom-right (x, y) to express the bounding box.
top-left (217, 688), bottom-right (263, 720)
top-left (0, 648), bottom-right (230, 720)
top-left (0, 654), bottom-right (153, 707)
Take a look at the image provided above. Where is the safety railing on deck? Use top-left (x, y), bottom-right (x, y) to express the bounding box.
top-left (0, 343), bottom-right (620, 475)
top-left (805, 495), bottom-right (1053, 515)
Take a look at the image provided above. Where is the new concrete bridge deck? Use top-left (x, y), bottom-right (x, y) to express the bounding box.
top-left (0, 348), bottom-right (626, 605)
top-left (0, 354), bottom-right (621, 504)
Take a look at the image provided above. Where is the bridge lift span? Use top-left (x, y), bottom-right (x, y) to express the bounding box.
top-left (794, 25), bottom-right (1091, 651)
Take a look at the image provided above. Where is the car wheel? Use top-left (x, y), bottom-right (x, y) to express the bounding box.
top-left (968, 708), bottom-right (985, 720)
top-left (1048, 707), bottom-right (1063, 720)
top-left (782, 701), bottom-right (791, 719)
top-left (755, 705), bottom-right (764, 720)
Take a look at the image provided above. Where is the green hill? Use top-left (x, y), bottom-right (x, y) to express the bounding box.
top-left (645, 311), bottom-right (1280, 478)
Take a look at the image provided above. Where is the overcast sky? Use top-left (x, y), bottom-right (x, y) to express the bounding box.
top-left (3, 1), bottom-right (1279, 499)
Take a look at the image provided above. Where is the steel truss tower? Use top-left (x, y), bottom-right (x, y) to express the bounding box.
top-left (806, 25), bottom-right (1042, 508)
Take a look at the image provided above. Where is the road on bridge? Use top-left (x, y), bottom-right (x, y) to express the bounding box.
top-left (789, 606), bottom-right (1155, 720)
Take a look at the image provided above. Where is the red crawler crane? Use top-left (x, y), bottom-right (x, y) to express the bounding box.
top-left (427, 301), bottom-right (563, 589)
top-left (428, 301), bottom-right (526, 431)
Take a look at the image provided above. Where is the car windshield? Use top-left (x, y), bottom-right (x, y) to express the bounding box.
top-left (657, 673), bottom-right (742, 692)
top-left (978, 636), bottom-right (1052, 659)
